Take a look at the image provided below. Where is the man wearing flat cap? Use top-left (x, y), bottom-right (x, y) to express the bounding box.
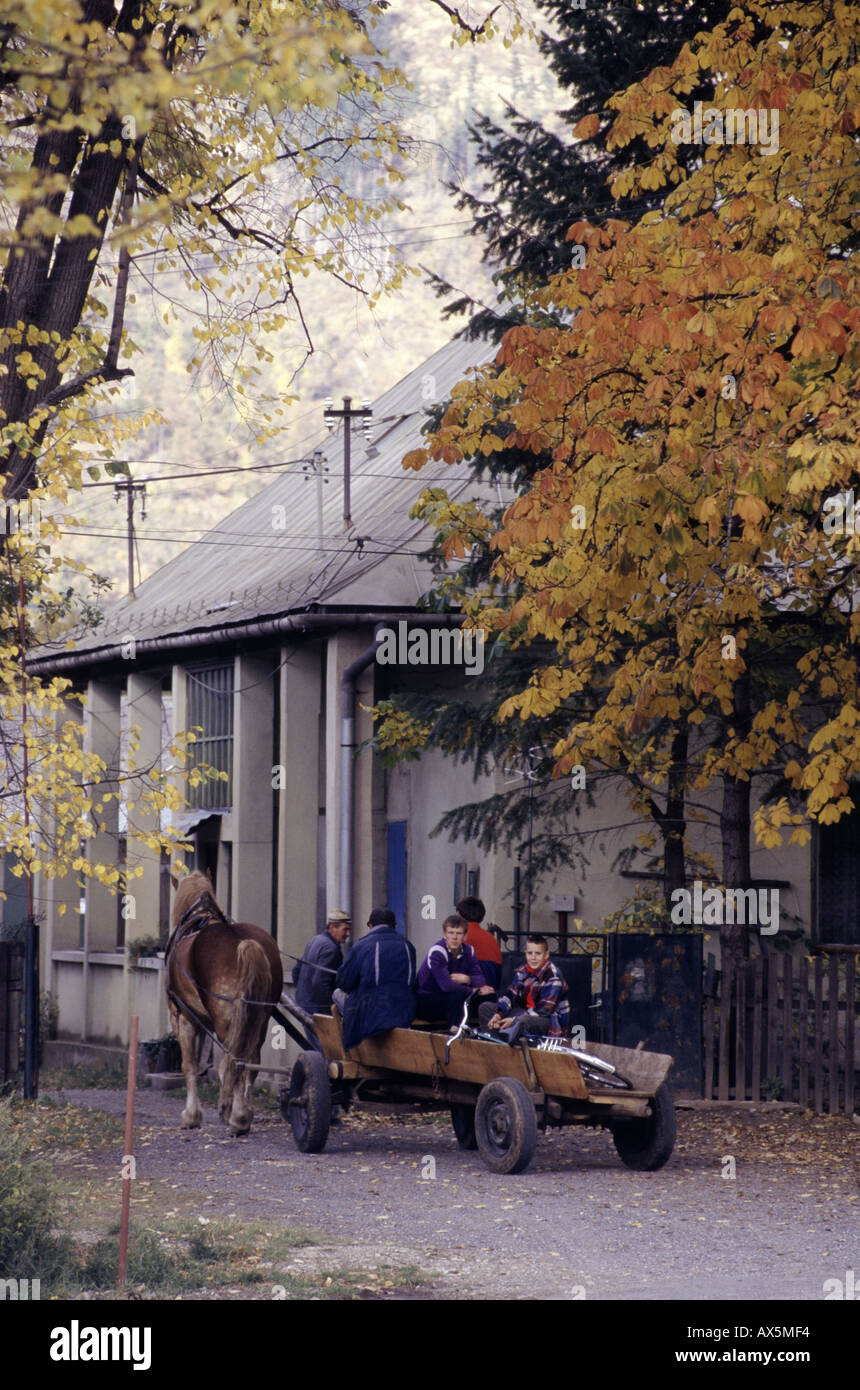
top-left (292, 910), bottom-right (352, 1018)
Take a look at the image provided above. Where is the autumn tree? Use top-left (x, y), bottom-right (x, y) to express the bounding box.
top-left (432, 0), bottom-right (735, 340)
top-left (381, 1), bottom-right (752, 912)
top-left (397, 0), bottom-right (860, 968)
top-left (0, 0), bottom-right (528, 896)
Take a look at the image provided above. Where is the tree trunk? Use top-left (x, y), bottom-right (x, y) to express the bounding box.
top-left (661, 724), bottom-right (689, 906)
top-left (720, 669), bottom-right (752, 973)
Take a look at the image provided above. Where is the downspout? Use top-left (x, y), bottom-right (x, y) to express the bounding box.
top-left (339, 641), bottom-right (379, 919)
top-left (338, 615), bottom-right (465, 921)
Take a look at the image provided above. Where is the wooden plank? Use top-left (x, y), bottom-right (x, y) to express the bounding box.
top-left (734, 961), bottom-right (746, 1101)
top-left (574, 1041), bottom-right (673, 1094)
top-left (845, 955), bottom-right (856, 1118)
top-left (828, 955), bottom-right (840, 1116)
top-left (704, 994), bottom-right (715, 1100)
top-left (751, 957), bottom-right (763, 1102)
top-left (312, 1011), bottom-right (345, 1060)
top-left (353, 1028), bottom-right (535, 1090)
top-left (327, 1059), bottom-right (392, 1082)
top-left (529, 1049), bottom-right (588, 1100)
top-left (798, 956), bottom-right (809, 1111)
top-left (578, 1092), bottom-right (652, 1112)
top-left (814, 958), bottom-right (824, 1114)
top-left (590, 1098), bottom-right (651, 1118)
top-left (766, 956), bottom-right (779, 1087)
top-left (782, 955), bottom-right (793, 1099)
top-left (718, 955), bottom-right (732, 1101)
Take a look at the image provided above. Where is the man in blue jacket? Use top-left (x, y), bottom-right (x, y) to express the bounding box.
top-left (292, 910), bottom-right (352, 1015)
top-left (334, 907), bottom-right (417, 1050)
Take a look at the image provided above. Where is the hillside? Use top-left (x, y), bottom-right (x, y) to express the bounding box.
top-left (56, 3), bottom-right (563, 601)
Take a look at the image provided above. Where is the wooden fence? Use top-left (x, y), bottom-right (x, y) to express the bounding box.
top-left (0, 941), bottom-right (24, 1085)
top-left (704, 950), bottom-right (858, 1114)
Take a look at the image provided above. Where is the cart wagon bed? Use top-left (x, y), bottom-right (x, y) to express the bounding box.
top-left (281, 1008), bottom-right (676, 1175)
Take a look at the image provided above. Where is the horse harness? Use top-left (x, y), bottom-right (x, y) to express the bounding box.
top-left (165, 889), bottom-right (293, 1076)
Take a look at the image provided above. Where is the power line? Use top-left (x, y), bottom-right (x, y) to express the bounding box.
top-left (56, 528), bottom-right (432, 558)
top-left (79, 455), bottom-right (314, 488)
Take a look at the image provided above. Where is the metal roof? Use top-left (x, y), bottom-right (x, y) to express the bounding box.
top-left (39, 335), bottom-right (506, 668)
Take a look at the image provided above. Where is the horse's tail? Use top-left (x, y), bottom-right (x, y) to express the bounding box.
top-left (223, 939), bottom-right (273, 1079)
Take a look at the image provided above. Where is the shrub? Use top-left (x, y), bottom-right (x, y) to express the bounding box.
top-left (0, 1101), bottom-right (74, 1281)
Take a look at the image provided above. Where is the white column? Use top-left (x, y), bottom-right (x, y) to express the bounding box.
top-left (125, 672), bottom-right (163, 944)
top-left (231, 653), bottom-right (275, 930)
top-left (83, 681), bottom-right (121, 1041)
top-left (275, 644), bottom-right (321, 954)
top-left (324, 630), bottom-right (384, 926)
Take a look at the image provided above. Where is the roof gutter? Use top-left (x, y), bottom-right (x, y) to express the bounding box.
top-left (28, 608), bottom-right (457, 678)
top-left (32, 603), bottom-right (465, 931)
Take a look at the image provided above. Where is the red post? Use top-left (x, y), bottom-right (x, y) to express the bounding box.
top-left (118, 1014), bottom-right (139, 1288)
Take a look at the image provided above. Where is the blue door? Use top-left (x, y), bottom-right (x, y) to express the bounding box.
top-left (386, 821), bottom-right (407, 936)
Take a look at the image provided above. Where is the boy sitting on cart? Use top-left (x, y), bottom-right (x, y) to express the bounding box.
top-left (417, 914), bottom-right (495, 1029)
top-left (477, 935), bottom-right (569, 1044)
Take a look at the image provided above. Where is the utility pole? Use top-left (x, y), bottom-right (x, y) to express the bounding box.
top-left (302, 449), bottom-right (328, 557)
top-left (323, 396), bottom-right (373, 530)
top-left (113, 477), bottom-right (147, 597)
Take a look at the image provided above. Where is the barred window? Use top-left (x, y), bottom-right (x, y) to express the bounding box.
top-left (186, 664), bottom-right (233, 809)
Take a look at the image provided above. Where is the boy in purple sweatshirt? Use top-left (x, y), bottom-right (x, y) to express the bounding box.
top-left (417, 915), bottom-right (496, 1028)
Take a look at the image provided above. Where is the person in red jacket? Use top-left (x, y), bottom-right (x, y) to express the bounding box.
top-left (457, 895), bottom-right (503, 992)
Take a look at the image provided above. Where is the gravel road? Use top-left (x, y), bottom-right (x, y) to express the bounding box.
top-left (49, 1086), bottom-right (858, 1301)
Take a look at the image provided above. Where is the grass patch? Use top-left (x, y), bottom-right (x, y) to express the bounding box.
top-left (51, 1216), bottom-right (322, 1297)
top-left (40, 1062), bottom-right (130, 1090)
top-left (269, 1264), bottom-right (429, 1300)
top-left (2, 1093), bottom-right (122, 1157)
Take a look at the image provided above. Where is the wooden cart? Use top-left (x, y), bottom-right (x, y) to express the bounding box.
top-left (281, 1009), bottom-right (676, 1175)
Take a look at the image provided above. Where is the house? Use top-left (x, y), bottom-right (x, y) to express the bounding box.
top-left (25, 335), bottom-right (858, 1082)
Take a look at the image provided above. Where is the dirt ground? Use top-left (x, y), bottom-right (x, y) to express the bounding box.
top-left (42, 1082), bottom-right (859, 1301)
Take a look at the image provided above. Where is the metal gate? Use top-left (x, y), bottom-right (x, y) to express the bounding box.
top-left (609, 932), bottom-right (703, 1091)
top-left (0, 942), bottom-right (24, 1084)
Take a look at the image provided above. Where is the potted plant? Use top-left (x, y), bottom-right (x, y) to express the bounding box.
top-left (126, 934), bottom-right (164, 965)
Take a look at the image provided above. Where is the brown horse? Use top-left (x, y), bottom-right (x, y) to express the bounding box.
top-left (165, 871), bottom-right (283, 1136)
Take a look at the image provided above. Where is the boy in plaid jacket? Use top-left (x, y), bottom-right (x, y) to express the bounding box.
top-left (477, 935), bottom-right (569, 1042)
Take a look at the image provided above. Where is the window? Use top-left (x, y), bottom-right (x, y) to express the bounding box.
top-left (186, 664), bottom-right (234, 809)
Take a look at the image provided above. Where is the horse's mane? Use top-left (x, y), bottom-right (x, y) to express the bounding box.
top-left (173, 871), bottom-right (230, 930)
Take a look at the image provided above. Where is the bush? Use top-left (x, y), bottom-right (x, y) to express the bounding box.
top-left (0, 1102), bottom-right (74, 1280)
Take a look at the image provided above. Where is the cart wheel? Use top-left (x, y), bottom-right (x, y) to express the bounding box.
top-left (612, 1080), bottom-right (675, 1171)
top-left (475, 1077), bottom-right (537, 1175)
top-left (285, 1051), bottom-right (331, 1153)
top-left (450, 1102), bottom-right (478, 1150)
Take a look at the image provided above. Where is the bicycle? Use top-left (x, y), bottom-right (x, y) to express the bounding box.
top-left (444, 991), bottom-right (633, 1090)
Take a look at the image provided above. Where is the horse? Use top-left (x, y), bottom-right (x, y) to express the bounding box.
top-left (165, 870), bottom-right (283, 1137)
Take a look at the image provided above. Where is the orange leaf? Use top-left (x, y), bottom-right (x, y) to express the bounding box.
top-left (573, 113), bottom-right (600, 140)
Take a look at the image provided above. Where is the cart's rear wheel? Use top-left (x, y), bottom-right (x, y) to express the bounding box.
top-left (475, 1077), bottom-right (537, 1174)
top-left (450, 1102), bottom-right (478, 1150)
top-left (612, 1080), bottom-right (675, 1171)
top-left (285, 1051), bottom-right (331, 1153)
